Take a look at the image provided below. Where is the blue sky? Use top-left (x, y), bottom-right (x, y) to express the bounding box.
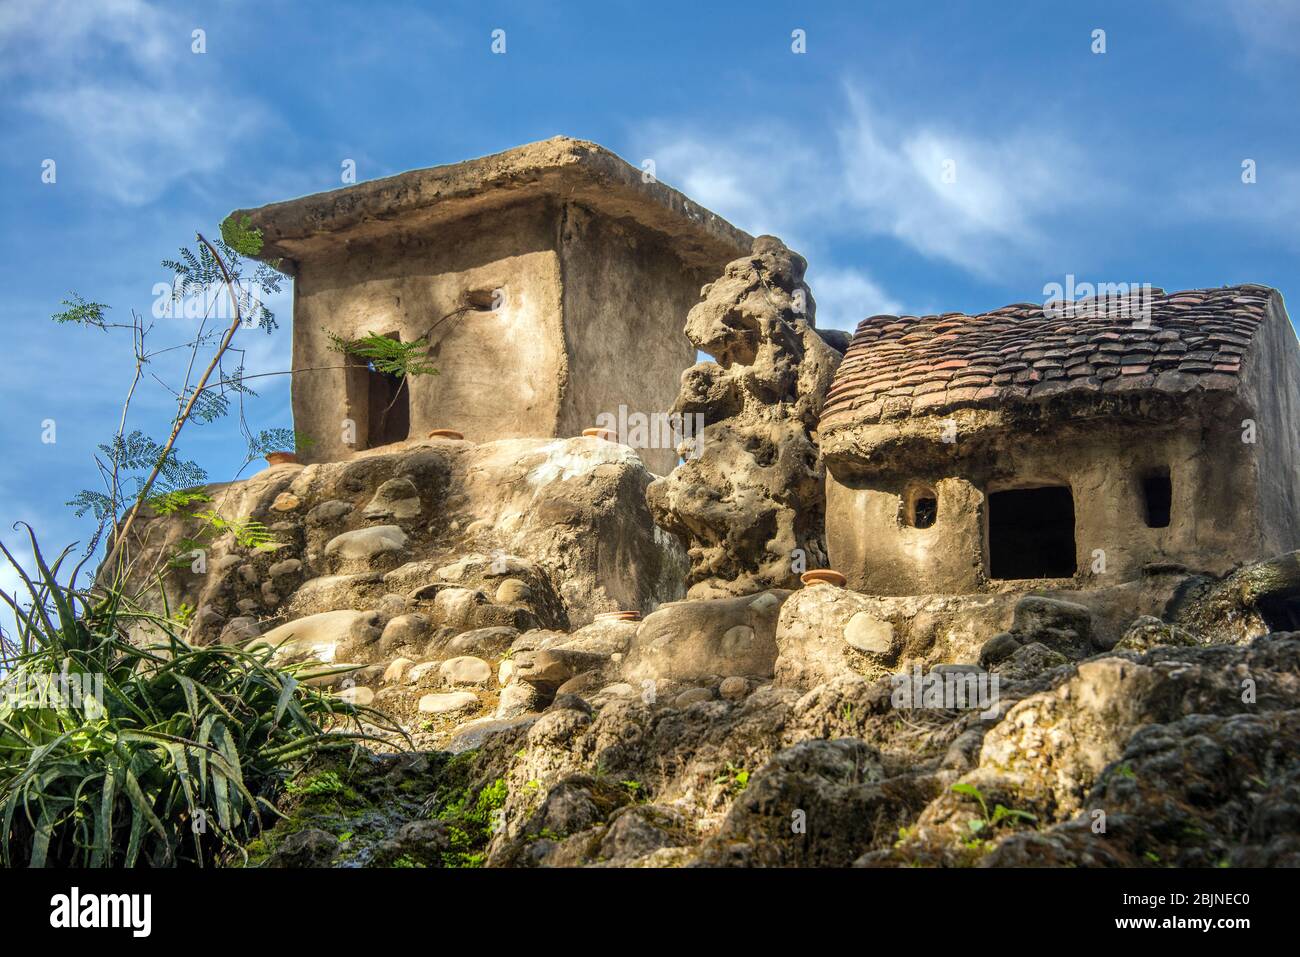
top-left (1, 0), bottom-right (1299, 586)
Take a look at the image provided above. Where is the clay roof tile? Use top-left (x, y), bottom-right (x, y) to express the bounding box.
top-left (820, 284), bottom-right (1282, 430)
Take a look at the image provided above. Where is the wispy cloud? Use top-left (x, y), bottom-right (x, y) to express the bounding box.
top-left (809, 266), bottom-right (902, 331)
top-left (1179, 0), bottom-right (1300, 60)
top-left (836, 88), bottom-right (1096, 276)
top-left (637, 81), bottom-right (1105, 323)
top-left (1173, 161), bottom-right (1300, 250)
top-left (0, 0), bottom-right (173, 74)
top-left (648, 131), bottom-right (828, 245)
top-left (22, 86), bottom-right (266, 205)
top-left (1, 0), bottom-right (269, 204)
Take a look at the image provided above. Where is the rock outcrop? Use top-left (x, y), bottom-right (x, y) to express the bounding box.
top-left (242, 625), bottom-right (1300, 869)
top-left (647, 236), bottom-right (841, 599)
top-left (125, 435), bottom-right (685, 636)
top-left (119, 435), bottom-right (687, 740)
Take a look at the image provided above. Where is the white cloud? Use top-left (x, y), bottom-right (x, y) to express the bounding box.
top-left (637, 83), bottom-right (1101, 320)
top-left (639, 121), bottom-right (902, 323)
top-left (1180, 0), bottom-right (1300, 60)
top-left (1172, 161), bottom-right (1300, 251)
top-left (0, 0), bottom-right (172, 75)
top-left (836, 89), bottom-right (1094, 276)
top-left (649, 131), bottom-right (829, 245)
top-left (23, 85), bottom-right (265, 205)
top-left (2, 0), bottom-right (268, 204)
top-left (808, 266), bottom-right (903, 331)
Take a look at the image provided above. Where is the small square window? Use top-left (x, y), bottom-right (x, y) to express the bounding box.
top-left (902, 485), bottom-right (938, 529)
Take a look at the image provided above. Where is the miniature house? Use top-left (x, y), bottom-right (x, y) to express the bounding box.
top-left (233, 137), bottom-right (752, 474)
top-left (817, 285), bottom-right (1300, 594)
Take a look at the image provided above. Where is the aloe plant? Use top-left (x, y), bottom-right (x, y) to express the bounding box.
top-left (0, 527), bottom-right (401, 867)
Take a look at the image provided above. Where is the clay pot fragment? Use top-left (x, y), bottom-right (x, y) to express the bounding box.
top-left (582, 428), bottom-right (618, 442)
top-left (427, 429), bottom-right (465, 441)
top-left (594, 610), bottom-right (642, 622)
top-left (800, 569), bottom-right (846, 588)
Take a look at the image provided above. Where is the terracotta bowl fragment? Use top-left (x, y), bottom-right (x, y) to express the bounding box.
top-left (594, 611), bottom-right (642, 622)
top-left (582, 428), bottom-right (618, 442)
top-left (800, 569), bottom-right (847, 588)
top-left (427, 429), bottom-right (465, 440)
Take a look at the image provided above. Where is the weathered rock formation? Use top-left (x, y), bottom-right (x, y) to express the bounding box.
top-left (647, 236), bottom-right (841, 598)
top-left (246, 612), bottom-right (1300, 869)
top-left (123, 433), bottom-right (685, 655)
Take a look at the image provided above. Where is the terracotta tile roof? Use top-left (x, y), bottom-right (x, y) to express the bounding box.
top-left (819, 285), bottom-right (1279, 429)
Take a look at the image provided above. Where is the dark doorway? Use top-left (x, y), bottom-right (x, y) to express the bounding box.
top-left (1142, 469), bottom-right (1172, 528)
top-left (365, 333), bottom-right (410, 448)
top-left (988, 486), bottom-right (1077, 579)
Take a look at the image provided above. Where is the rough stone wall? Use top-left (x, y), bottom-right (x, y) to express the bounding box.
top-left (1243, 294), bottom-right (1300, 558)
top-left (826, 406), bottom-right (1257, 595)
top-left (554, 202), bottom-right (708, 476)
top-left (292, 199), bottom-right (565, 459)
top-left (647, 236), bottom-right (841, 598)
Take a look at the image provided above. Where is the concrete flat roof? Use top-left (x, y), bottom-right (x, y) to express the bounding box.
top-left (231, 136), bottom-right (753, 271)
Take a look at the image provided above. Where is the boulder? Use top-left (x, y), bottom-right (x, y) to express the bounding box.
top-left (495, 578), bottom-right (532, 604)
top-left (260, 609), bottom-right (376, 664)
top-left (382, 657), bottom-right (414, 684)
top-left (305, 500), bottom-right (353, 526)
top-left (379, 613), bottom-right (431, 654)
top-left (283, 573), bottom-right (382, 616)
top-left (266, 828), bottom-right (339, 867)
top-left (431, 587), bottom-right (487, 630)
top-left (512, 648), bottom-right (610, 694)
top-left (990, 641), bottom-right (1068, 681)
top-left (337, 685), bottom-right (374, 706)
top-left (445, 626), bottom-right (520, 657)
top-left (448, 714), bottom-right (538, 754)
top-left (1010, 596), bottom-right (1095, 657)
top-left (1169, 550), bottom-right (1300, 643)
top-left (440, 656), bottom-right (493, 686)
top-left (718, 676), bottom-right (751, 701)
top-left (674, 687), bottom-right (714, 708)
top-left (496, 681), bottom-right (545, 719)
top-left (417, 691), bottom-right (480, 714)
top-left (774, 586), bottom-right (901, 689)
top-left (624, 590), bottom-right (790, 682)
top-left (324, 525), bottom-right (408, 568)
top-left (978, 632), bottom-right (1022, 668)
top-left (696, 738), bottom-right (886, 867)
top-left (1114, 615), bottom-right (1203, 652)
top-left (362, 477), bottom-right (422, 520)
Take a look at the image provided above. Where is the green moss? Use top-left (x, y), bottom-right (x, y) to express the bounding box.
top-left (433, 774), bottom-right (508, 868)
top-left (237, 749), bottom-right (508, 868)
